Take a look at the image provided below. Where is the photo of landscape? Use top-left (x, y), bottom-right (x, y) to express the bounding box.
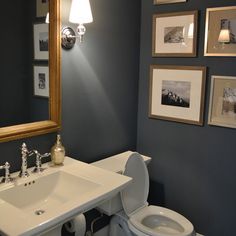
top-left (164, 26), bottom-right (185, 43)
top-left (161, 80), bottom-right (191, 107)
top-left (222, 87), bottom-right (236, 117)
top-left (39, 32), bottom-right (48, 52)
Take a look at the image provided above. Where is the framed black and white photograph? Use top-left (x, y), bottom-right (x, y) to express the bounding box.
top-left (36, 0), bottom-right (49, 17)
top-left (33, 23), bottom-right (49, 60)
top-left (204, 6), bottom-right (236, 56)
top-left (154, 0), bottom-right (187, 5)
top-left (33, 65), bottom-right (49, 98)
top-left (152, 11), bottom-right (198, 57)
top-left (149, 65), bottom-right (206, 125)
top-left (208, 75), bottom-right (236, 128)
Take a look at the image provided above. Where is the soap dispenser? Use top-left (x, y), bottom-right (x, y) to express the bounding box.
top-left (51, 134), bottom-right (65, 165)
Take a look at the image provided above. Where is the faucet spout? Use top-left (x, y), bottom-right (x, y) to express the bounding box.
top-left (19, 143), bottom-right (34, 178)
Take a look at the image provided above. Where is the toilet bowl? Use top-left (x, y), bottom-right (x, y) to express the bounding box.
top-left (128, 205), bottom-right (194, 236)
top-left (110, 152), bottom-right (195, 236)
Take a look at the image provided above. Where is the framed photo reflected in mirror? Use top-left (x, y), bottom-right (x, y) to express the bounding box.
top-left (33, 65), bottom-right (49, 98)
top-left (33, 23), bottom-right (49, 60)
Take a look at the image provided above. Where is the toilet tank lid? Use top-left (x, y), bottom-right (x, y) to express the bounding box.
top-left (121, 152), bottom-right (149, 216)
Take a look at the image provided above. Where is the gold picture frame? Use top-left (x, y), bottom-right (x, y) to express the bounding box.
top-left (204, 6), bottom-right (236, 56)
top-left (152, 11), bottom-right (198, 57)
top-left (154, 0), bottom-right (187, 5)
top-left (149, 65), bottom-right (206, 125)
top-left (208, 75), bottom-right (236, 128)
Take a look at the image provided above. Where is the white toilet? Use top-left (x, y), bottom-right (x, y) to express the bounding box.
top-left (109, 152), bottom-right (195, 236)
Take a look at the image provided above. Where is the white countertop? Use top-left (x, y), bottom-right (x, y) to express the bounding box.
top-left (0, 157), bottom-right (131, 236)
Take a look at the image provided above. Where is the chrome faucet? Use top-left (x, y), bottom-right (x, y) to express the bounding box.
top-left (32, 150), bottom-right (51, 173)
top-left (19, 143), bottom-right (34, 178)
top-left (0, 162), bottom-right (13, 183)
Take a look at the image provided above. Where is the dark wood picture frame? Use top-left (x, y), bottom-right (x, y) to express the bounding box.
top-left (204, 6), bottom-right (236, 57)
top-left (154, 0), bottom-right (187, 5)
top-left (152, 11), bottom-right (198, 57)
top-left (208, 75), bottom-right (236, 128)
top-left (149, 65), bottom-right (206, 125)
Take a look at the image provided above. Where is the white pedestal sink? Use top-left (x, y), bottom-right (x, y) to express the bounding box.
top-left (0, 157), bottom-right (131, 236)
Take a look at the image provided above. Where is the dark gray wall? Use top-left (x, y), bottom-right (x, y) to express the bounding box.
top-left (0, 0), bottom-right (30, 127)
top-left (28, 0), bottom-right (49, 123)
top-left (0, 0), bottom-right (49, 127)
top-left (137, 0), bottom-right (236, 235)
top-left (60, 0), bottom-right (140, 162)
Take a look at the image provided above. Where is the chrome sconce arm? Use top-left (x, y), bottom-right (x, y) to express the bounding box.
top-left (61, 24), bottom-right (88, 49)
top-left (61, 27), bottom-right (77, 49)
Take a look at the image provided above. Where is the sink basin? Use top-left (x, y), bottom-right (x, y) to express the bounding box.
top-left (0, 171), bottom-right (100, 214)
top-left (0, 157), bottom-right (131, 236)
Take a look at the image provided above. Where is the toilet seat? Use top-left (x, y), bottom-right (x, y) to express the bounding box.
top-left (128, 205), bottom-right (194, 236)
top-left (121, 153), bottom-right (194, 236)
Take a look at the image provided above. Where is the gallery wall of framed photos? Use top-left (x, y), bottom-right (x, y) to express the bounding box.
top-left (33, 0), bottom-right (49, 99)
top-left (139, 1), bottom-right (236, 236)
top-left (149, 0), bottom-right (236, 129)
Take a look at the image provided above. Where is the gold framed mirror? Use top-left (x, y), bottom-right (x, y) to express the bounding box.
top-left (0, 0), bottom-right (61, 143)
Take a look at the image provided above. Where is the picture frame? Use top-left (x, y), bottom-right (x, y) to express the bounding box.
top-left (152, 11), bottom-right (198, 57)
top-left (36, 0), bottom-right (49, 17)
top-left (208, 75), bottom-right (236, 128)
top-left (33, 23), bottom-right (49, 60)
top-left (154, 0), bottom-right (187, 5)
top-left (204, 6), bottom-right (236, 56)
top-left (33, 65), bottom-right (49, 98)
top-left (149, 65), bottom-right (206, 125)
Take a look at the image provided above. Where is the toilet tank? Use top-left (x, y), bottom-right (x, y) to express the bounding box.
top-left (92, 151), bottom-right (151, 216)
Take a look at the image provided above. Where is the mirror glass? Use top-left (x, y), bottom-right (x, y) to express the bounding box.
top-left (1, 0), bottom-right (49, 127)
top-left (0, 0), bottom-right (61, 142)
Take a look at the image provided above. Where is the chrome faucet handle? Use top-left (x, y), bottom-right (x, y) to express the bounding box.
top-left (0, 162), bottom-right (13, 184)
top-left (32, 150), bottom-right (51, 173)
top-left (19, 143), bottom-right (34, 178)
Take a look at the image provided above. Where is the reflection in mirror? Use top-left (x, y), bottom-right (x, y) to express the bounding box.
top-left (1, 0), bottom-right (49, 128)
top-left (0, 0), bottom-right (61, 142)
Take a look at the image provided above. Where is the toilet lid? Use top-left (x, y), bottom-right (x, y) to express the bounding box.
top-left (121, 152), bottom-right (149, 216)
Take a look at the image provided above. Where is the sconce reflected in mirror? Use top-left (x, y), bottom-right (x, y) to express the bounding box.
top-left (61, 0), bottom-right (93, 49)
top-left (46, 12), bottom-right (49, 24)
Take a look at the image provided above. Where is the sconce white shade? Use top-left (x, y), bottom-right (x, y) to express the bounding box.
top-left (69, 0), bottom-right (93, 24)
top-left (45, 12), bottom-right (49, 24)
top-left (218, 29), bottom-right (230, 43)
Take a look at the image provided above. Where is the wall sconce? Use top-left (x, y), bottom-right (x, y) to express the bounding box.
top-left (61, 0), bottom-right (93, 49)
top-left (45, 12), bottom-right (49, 24)
top-left (218, 19), bottom-right (231, 43)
